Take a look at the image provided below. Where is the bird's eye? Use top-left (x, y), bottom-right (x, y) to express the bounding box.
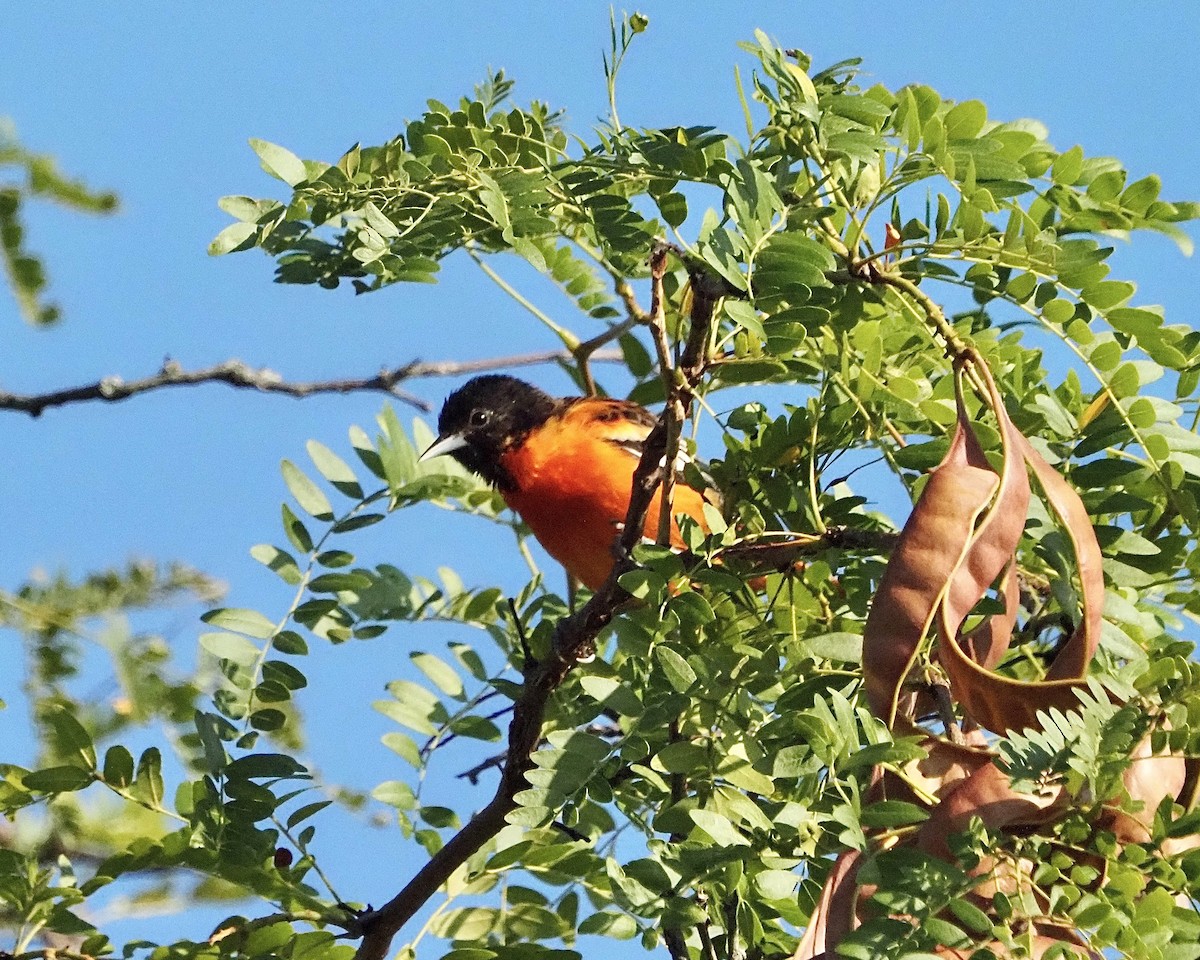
top-left (469, 409), bottom-right (490, 428)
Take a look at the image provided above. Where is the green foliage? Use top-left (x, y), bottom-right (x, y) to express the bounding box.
top-left (200, 31), bottom-right (1200, 954)
top-left (5, 23), bottom-right (1200, 960)
top-left (0, 118), bottom-right (118, 325)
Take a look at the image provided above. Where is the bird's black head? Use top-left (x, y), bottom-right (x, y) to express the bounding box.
top-left (420, 375), bottom-right (559, 490)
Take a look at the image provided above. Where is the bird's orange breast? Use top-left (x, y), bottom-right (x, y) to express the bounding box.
top-left (497, 408), bottom-right (708, 590)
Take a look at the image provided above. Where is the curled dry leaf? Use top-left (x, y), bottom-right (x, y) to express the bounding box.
top-left (863, 356), bottom-right (1100, 735)
top-left (800, 353), bottom-right (1193, 959)
top-left (792, 850), bottom-right (863, 960)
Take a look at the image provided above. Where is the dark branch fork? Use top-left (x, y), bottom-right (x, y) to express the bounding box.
top-left (0, 349), bottom-right (624, 417)
top-left (353, 243), bottom-right (722, 960)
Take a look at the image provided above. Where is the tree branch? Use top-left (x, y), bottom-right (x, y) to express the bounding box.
top-left (0, 349), bottom-right (624, 418)
top-left (664, 927), bottom-right (691, 960)
top-left (353, 246), bottom-right (724, 960)
top-left (713, 526), bottom-right (899, 571)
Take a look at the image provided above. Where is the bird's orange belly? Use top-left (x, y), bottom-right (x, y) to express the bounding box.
top-left (502, 461), bottom-right (636, 590)
top-left (499, 439), bottom-right (706, 590)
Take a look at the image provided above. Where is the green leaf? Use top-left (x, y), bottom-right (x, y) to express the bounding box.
top-left (804, 632), bottom-right (863, 663)
top-left (199, 632), bottom-right (260, 665)
top-left (653, 740), bottom-right (708, 773)
top-left (579, 911), bottom-right (638, 939)
top-left (1081, 280), bottom-right (1135, 309)
top-left (657, 191), bottom-right (687, 227)
top-left (273, 630), bottom-right (309, 656)
top-left (578, 675), bottom-right (644, 717)
top-left (218, 194), bottom-right (278, 222)
top-left (411, 652), bottom-right (465, 698)
top-left (262, 660), bottom-right (308, 691)
top-left (332, 514), bottom-right (386, 534)
top-left (772, 745), bottom-right (815, 778)
top-left (724, 299), bottom-right (766, 342)
top-left (654, 645), bottom-right (697, 692)
top-left (194, 711), bottom-right (230, 774)
top-left (309, 572), bottom-right (373, 593)
top-left (48, 905), bottom-right (96, 936)
top-left (287, 799), bottom-right (332, 829)
top-left (947, 897), bottom-right (994, 935)
top-left (689, 808), bottom-right (748, 846)
top-left (24, 765), bottom-right (94, 793)
top-left (102, 745), bottom-right (135, 787)
top-left (249, 709), bottom-right (288, 732)
top-left (133, 748), bottom-right (164, 807)
top-left (375, 680), bottom-right (448, 735)
top-left (430, 907), bottom-right (504, 942)
top-left (208, 221), bottom-right (257, 256)
top-left (250, 544), bottom-right (303, 585)
top-left (448, 715), bottom-right (501, 742)
top-left (307, 440), bottom-right (364, 499)
top-left (753, 232), bottom-right (836, 307)
top-left (755, 868), bottom-right (800, 900)
top-left (373, 779), bottom-right (416, 810)
top-left (281, 460), bottom-right (334, 520)
top-left (717, 745), bottom-right (775, 794)
top-left (382, 732), bottom-right (422, 767)
top-left (202, 607), bottom-right (277, 639)
top-left (48, 707), bottom-right (97, 768)
top-left (1120, 174), bottom-right (1160, 215)
top-left (943, 99), bottom-right (987, 140)
top-left (1052, 145), bottom-right (1084, 184)
top-left (249, 138), bottom-right (308, 186)
top-left (281, 502), bottom-right (314, 553)
top-left (860, 800), bottom-right (929, 828)
top-left (226, 753), bottom-right (307, 780)
top-left (617, 568), bottom-right (665, 602)
top-left (418, 805), bottom-right (460, 829)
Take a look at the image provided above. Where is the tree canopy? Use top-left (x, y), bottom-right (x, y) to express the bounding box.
top-left (4, 21), bottom-right (1200, 960)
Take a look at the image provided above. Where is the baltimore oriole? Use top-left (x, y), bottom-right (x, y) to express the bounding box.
top-left (419, 374), bottom-right (710, 590)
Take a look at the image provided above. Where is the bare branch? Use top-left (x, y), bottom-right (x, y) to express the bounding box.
top-left (664, 928), bottom-right (691, 960)
top-left (697, 892), bottom-right (721, 960)
top-left (573, 312), bottom-right (641, 396)
top-left (456, 752), bottom-right (505, 786)
top-left (0, 349), bottom-right (623, 418)
top-left (573, 269), bottom-right (655, 396)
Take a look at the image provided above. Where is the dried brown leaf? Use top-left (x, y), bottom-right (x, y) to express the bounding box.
top-left (791, 850), bottom-right (864, 960)
top-left (862, 409), bottom-right (998, 726)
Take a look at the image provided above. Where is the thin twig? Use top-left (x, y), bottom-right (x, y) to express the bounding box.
top-left (207, 909), bottom-right (359, 946)
top-left (713, 527), bottom-right (899, 571)
top-left (574, 313), bottom-right (641, 396)
top-left (646, 244), bottom-right (678, 546)
top-left (467, 246), bottom-right (580, 350)
top-left (613, 277), bottom-right (648, 324)
top-left (420, 698), bottom-right (511, 759)
top-left (0, 350), bottom-right (623, 418)
top-left (724, 893), bottom-right (747, 960)
top-left (696, 891), bottom-right (720, 960)
top-left (930, 681), bottom-right (963, 745)
top-left (456, 753), bottom-right (505, 786)
top-left (871, 273), bottom-right (970, 363)
top-left (570, 264), bottom-right (649, 396)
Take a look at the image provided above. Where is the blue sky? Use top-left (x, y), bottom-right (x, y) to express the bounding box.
top-left (2, 2), bottom-right (1199, 951)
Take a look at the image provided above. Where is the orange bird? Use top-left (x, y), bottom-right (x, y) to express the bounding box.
top-left (419, 375), bottom-right (709, 590)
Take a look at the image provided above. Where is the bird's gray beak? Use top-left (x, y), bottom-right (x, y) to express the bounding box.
top-left (419, 433), bottom-right (469, 462)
